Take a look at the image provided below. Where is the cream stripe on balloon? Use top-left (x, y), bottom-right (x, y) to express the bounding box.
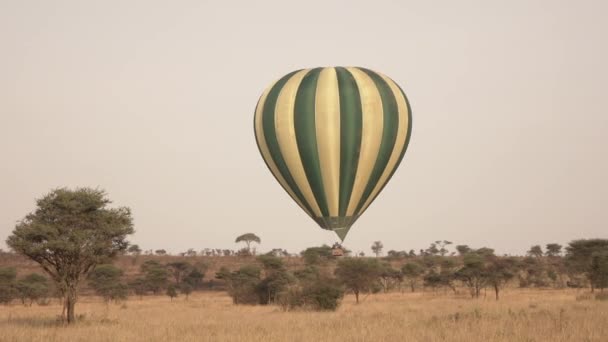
top-left (315, 68), bottom-right (341, 217)
top-left (254, 80), bottom-right (315, 219)
top-left (274, 69), bottom-right (323, 217)
top-left (345, 67), bottom-right (384, 216)
top-left (359, 74), bottom-right (410, 214)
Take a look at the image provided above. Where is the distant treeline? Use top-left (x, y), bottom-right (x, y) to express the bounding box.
top-left (5, 188), bottom-right (606, 323)
top-left (2, 238), bottom-right (607, 311)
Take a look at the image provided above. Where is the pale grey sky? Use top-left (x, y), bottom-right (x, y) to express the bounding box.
top-left (1, 0), bottom-right (607, 256)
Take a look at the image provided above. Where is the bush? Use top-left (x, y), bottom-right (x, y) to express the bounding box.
top-left (256, 270), bottom-right (293, 305)
top-left (257, 255), bottom-right (285, 271)
top-left (166, 285), bottom-right (178, 301)
top-left (301, 246), bottom-right (334, 265)
top-left (15, 273), bottom-right (49, 305)
top-left (0, 267), bottom-right (17, 304)
top-left (277, 279), bottom-right (344, 311)
top-left (0, 284), bottom-right (17, 304)
top-left (88, 264), bottom-right (128, 303)
top-left (303, 282), bottom-right (344, 311)
top-left (226, 265), bottom-right (261, 305)
top-left (179, 283), bottom-right (193, 299)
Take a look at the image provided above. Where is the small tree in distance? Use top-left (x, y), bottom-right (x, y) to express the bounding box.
top-left (456, 245), bottom-right (471, 255)
top-left (88, 264), bottom-right (128, 304)
top-left (167, 262), bottom-right (192, 286)
top-left (545, 243), bottom-right (562, 257)
top-left (166, 285), bottom-right (178, 301)
top-left (16, 273), bottom-right (50, 306)
top-left (235, 233), bottom-right (261, 254)
top-left (371, 241), bottom-right (384, 257)
top-left (401, 262), bottom-right (424, 292)
top-left (437, 240), bottom-right (453, 256)
top-left (527, 245), bottom-right (543, 258)
top-left (127, 244), bottom-right (141, 255)
top-left (179, 283), bottom-right (193, 299)
top-left (486, 256), bottom-right (517, 300)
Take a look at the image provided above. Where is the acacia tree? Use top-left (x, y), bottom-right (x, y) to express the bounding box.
top-left (401, 262), bottom-right (424, 292)
top-left (335, 258), bottom-right (381, 303)
top-left (127, 244), bottom-right (141, 255)
top-left (456, 245), bottom-right (471, 255)
top-left (378, 263), bottom-right (403, 292)
top-left (235, 233), bottom-right (261, 254)
top-left (566, 239), bottom-right (608, 292)
top-left (127, 244), bottom-right (142, 265)
top-left (371, 241), bottom-right (384, 257)
top-left (486, 257), bottom-right (517, 300)
top-left (527, 245), bottom-right (543, 258)
top-left (455, 253), bottom-right (488, 298)
top-left (167, 262), bottom-right (192, 286)
top-left (88, 264), bottom-right (128, 304)
top-left (141, 260), bottom-right (168, 294)
top-left (437, 240), bottom-right (453, 256)
top-left (545, 243), bottom-right (562, 257)
top-left (590, 252), bottom-right (608, 291)
top-left (6, 188), bottom-right (133, 323)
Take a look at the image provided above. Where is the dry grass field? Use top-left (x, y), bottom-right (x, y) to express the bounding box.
top-left (1, 289), bottom-right (607, 342)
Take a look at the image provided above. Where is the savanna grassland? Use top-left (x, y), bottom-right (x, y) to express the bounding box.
top-left (1, 289), bottom-right (607, 342)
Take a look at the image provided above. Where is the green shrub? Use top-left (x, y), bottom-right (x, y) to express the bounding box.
top-left (0, 267), bottom-right (17, 304)
top-left (277, 279), bottom-right (344, 311)
top-left (0, 284), bottom-right (17, 304)
top-left (88, 264), bottom-right (128, 303)
top-left (166, 285), bottom-right (178, 301)
top-left (303, 282), bottom-right (344, 311)
top-left (256, 270), bottom-right (293, 305)
top-left (15, 273), bottom-right (49, 305)
top-left (226, 265), bottom-right (261, 305)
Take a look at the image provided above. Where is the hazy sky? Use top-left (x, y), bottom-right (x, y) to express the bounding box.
top-left (1, 0), bottom-right (607, 256)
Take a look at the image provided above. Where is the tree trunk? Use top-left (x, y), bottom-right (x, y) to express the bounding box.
top-left (66, 293), bottom-right (76, 324)
top-left (494, 284), bottom-right (499, 300)
top-left (61, 296), bottom-right (67, 321)
top-left (354, 290), bottom-right (360, 303)
top-left (410, 282), bottom-right (415, 292)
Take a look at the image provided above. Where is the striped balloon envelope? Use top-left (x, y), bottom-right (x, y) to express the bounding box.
top-left (254, 67), bottom-right (412, 241)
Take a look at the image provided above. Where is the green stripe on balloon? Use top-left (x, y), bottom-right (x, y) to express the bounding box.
top-left (354, 68), bottom-right (400, 213)
top-left (335, 67), bottom-right (363, 218)
top-left (294, 68), bottom-right (330, 218)
top-left (261, 70), bottom-right (317, 217)
top-left (357, 78), bottom-right (413, 218)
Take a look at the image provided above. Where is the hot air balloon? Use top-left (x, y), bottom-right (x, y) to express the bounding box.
top-left (254, 67), bottom-right (412, 242)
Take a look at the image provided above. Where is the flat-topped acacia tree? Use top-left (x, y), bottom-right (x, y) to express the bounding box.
top-left (6, 187), bottom-right (133, 323)
top-left (235, 233), bottom-right (261, 254)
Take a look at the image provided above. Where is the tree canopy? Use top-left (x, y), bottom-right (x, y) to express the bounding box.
top-left (235, 233), bottom-right (261, 253)
top-left (6, 187), bottom-right (133, 323)
top-left (335, 258), bottom-right (381, 303)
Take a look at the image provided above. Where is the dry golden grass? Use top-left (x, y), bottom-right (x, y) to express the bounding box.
top-left (0, 289), bottom-right (607, 342)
